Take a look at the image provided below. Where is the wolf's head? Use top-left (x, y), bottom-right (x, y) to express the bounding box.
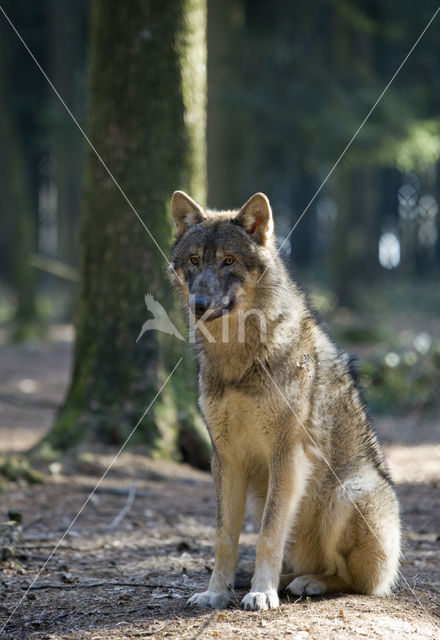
top-left (168, 191), bottom-right (276, 323)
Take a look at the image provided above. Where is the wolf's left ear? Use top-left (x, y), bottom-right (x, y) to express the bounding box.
top-left (171, 191), bottom-right (205, 237)
top-left (235, 193), bottom-right (274, 245)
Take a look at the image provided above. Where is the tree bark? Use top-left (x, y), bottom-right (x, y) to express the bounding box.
top-left (48, 0), bottom-right (86, 269)
top-left (42, 0), bottom-right (209, 467)
top-left (207, 0), bottom-right (244, 208)
top-left (0, 26), bottom-right (37, 325)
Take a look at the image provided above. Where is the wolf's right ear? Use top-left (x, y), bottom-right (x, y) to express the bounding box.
top-left (171, 191), bottom-right (205, 237)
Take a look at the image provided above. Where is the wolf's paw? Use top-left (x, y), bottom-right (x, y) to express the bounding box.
top-left (186, 589), bottom-right (231, 609)
top-left (287, 575), bottom-right (326, 596)
top-left (241, 590), bottom-right (279, 611)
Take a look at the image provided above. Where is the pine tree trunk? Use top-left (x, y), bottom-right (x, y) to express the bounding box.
top-left (0, 29), bottom-right (37, 326)
top-left (48, 0), bottom-right (85, 270)
top-left (207, 0), bottom-right (244, 207)
top-left (42, 0), bottom-right (209, 466)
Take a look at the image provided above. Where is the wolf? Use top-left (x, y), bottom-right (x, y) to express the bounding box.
top-left (168, 190), bottom-right (401, 611)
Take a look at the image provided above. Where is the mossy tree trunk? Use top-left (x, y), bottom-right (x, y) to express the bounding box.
top-left (42, 0), bottom-right (209, 466)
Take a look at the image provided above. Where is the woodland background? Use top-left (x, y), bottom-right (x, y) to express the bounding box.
top-left (0, 2), bottom-right (439, 639)
top-left (1, 2), bottom-right (440, 462)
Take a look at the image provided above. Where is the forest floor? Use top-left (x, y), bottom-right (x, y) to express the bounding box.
top-left (0, 326), bottom-right (440, 640)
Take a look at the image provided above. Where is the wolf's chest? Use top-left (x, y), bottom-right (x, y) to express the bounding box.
top-left (200, 387), bottom-right (278, 459)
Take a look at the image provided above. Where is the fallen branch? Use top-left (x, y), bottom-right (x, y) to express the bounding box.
top-left (0, 393), bottom-right (59, 410)
top-left (23, 581), bottom-right (188, 591)
top-left (83, 486), bottom-right (152, 498)
top-left (19, 544), bottom-right (105, 552)
top-left (29, 253), bottom-right (79, 282)
top-left (107, 482), bottom-right (136, 529)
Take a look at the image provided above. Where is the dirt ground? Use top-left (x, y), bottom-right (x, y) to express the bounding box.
top-left (0, 327), bottom-right (439, 639)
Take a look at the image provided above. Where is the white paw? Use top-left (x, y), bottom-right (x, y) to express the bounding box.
top-left (287, 575), bottom-right (326, 596)
top-left (186, 589), bottom-right (231, 609)
top-left (241, 590), bottom-right (279, 611)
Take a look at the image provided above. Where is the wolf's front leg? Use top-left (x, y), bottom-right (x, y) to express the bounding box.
top-left (187, 455), bottom-right (247, 609)
top-left (241, 446), bottom-right (311, 611)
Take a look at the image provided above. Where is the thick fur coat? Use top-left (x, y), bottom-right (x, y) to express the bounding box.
top-left (168, 191), bottom-right (401, 611)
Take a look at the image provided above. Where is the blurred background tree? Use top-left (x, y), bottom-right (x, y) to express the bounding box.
top-left (0, 27), bottom-right (36, 329)
top-left (0, 0), bottom-right (439, 462)
top-left (38, 0), bottom-right (209, 465)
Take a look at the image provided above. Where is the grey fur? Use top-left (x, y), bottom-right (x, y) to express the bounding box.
top-left (168, 191), bottom-right (401, 611)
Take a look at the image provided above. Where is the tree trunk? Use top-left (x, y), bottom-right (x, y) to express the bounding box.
top-left (332, 169), bottom-right (354, 305)
top-left (48, 0), bottom-right (86, 269)
top-left (0, 26), bottom-right (37, 326)
top-left (207, 0), bottom-right (244, 208)
top-left (42, 0), bottom-right (209, 467)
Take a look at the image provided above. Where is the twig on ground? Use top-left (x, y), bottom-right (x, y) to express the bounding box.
top-left (0, 393), bottom-right (59, 409)
top-left (107, 483), bottom-right (137, 529)
top-left (19, 544), bottom-right (105, 552)
top-left (22, 581), bottom-right (189, 591)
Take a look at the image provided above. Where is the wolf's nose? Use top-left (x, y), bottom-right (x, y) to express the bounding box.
top-left (194, 296), bottom-right (210, 317)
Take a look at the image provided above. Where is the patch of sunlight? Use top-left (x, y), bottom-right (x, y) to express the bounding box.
top-left (17, 378), bottom-right (38, 394)
top-left (385, 444), bottom-right (440, 485)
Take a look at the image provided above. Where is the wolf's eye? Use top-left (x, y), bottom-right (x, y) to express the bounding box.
top-left (190, 255), bottom-right (199, 265)
top-left (223, 256), bottom-right (235, 266)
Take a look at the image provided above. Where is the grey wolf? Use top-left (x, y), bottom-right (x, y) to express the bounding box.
top-left (168, 190), bottom-right (401, 610)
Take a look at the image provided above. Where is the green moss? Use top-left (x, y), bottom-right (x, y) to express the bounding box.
top-left (0, 455), bottom-right (43, 485)
top-left (38, 405), bottom-right (85, 452)
top-left (31, 441), bottom-right (62, 464)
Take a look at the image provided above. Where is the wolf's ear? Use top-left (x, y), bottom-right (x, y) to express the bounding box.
top-left (171, 191), bottom-right (205, 237)
top-left (235, 193), bottom-right (274, 245)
